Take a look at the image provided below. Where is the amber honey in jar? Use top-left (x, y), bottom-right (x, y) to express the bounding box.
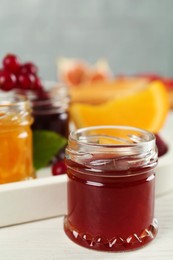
top-left (0, 92), bottom-right (34, 184)
top-left (64, 126), bottom-right (158, 251)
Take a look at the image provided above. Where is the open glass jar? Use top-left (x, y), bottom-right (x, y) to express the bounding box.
top-left (17, 82), bottom-right (70, 164)
top-left (31, 83), bottom-right (70, 139)
top-left (64, 126), bottom-right (158, 251)
top-left (0, 92), bottom-right (34, 184)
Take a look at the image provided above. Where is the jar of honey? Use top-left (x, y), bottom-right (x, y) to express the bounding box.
top-left (64, 126), bottom-right (158, 251)
top-left (0, 92), bottom-right (34, 184)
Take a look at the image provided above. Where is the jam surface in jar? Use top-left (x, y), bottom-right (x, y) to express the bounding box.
top-left (64, 126), bottom-right (158, 251)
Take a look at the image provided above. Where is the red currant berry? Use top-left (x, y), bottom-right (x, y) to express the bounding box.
top-left (28, 73), bottom-right (38, 89)
top-left (0, 70), bottom-right (16, 91)
top-left (17, 73), bottom-right (33, 90)
top-left (32, 77), bottom-right (43, 90)
top-left (52, 160), bottom-right (67, 176)
top-left (2, 54), bottom-right (21, 74)
top-left (155, 134), bottom-right (168, 157)
top-left (19, 62), bottom-right (38, 75)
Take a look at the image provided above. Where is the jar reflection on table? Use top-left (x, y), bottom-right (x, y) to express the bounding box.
top-left (0, 92), bottom-right (34, 184)
top-left (64, 126), bottom-right (158, 252)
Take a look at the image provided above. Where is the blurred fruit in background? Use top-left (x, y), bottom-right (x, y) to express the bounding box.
top-left (57, 58), bottom-right (170, 135)
top-left (155, 133), bottom-right (168, 157)
top-left (70, 80), bottom-right (169, 133)
top-left (0, 53), bottom-right (43, 92)
top-left (0, 54), bottom-right (70, 176)
top-left (57, 58), bottom-right (112, 87)
top-left (138, 73), bottom-right (173, 109)
top-left (69, 76), bottom-right (149, 104)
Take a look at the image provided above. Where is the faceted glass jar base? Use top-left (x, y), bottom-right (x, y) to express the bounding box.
top-left (64, 217), bottom-right (158, 252)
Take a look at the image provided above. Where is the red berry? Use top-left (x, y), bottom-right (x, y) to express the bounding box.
top-left (52, 160), bottom-right (67, 176)
top-left (3, 54), bottom-right (21, 74)
top-left (19, 62), bottom-right (38, 75)
top-left (0, 70), bottom-right (16, 91)
top-left (17, 73), bottom-right (35, 90)
top-left (155, 134), bottom-right (168, 157)
top-left (32, 77), bottom-right (43, 90)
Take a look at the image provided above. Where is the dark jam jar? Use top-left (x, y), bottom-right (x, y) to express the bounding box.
top-left (21, 82), bottom-right (70, 162)
top-left (64, 126), bottom-right (158, 252)
top-left (31, 82), bottom-right (69, 138)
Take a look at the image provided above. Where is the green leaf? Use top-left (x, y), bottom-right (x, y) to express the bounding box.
top-left (33, 130), bottom-right (67, 170)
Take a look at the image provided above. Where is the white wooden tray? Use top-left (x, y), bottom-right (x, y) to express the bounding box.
top-left (0, 173), bottom-right (67, 227)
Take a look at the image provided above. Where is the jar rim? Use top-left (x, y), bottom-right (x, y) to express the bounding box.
top-left (0, 92), bottom-right (33, 127)
top-left (16, 82), bottom-right (70, 113)
top-left (17, 82), bottom-right (69, 103)
top-left (69, 125), bottom-right (155, 149)
top-left (0, 92), bottom-right (30, 108)
top-left (66, 125), bottom-right (157, 178)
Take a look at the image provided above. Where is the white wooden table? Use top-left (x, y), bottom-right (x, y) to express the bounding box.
top-left (0, 189), bottom-right (173, 260)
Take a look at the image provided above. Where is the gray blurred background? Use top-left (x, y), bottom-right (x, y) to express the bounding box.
top-left (0, 0), bottom-right (173, 81)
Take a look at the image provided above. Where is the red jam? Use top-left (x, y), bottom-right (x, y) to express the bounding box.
top-left (64, 126), bottom-right (158, 251)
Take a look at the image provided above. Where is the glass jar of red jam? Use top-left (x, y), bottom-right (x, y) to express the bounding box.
top-left (64, 126), bottom-right (158, 251)
top-left (0, 92), bottom-right (34, 184)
